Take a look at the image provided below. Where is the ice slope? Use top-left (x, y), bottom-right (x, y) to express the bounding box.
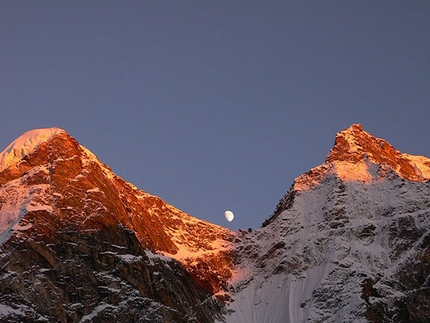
top-left (0, 178), bottom-right (52, 245)
top-left (222, 124), bottom-right (430, 323)
top-left (0, 127), bottom-right (65, 173)
top-left (224, 175), bottom-right (430, 323)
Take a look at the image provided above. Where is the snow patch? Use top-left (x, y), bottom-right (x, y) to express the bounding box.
top-left (0, 181), bottom-right (51, 245)
top-left (0, 303), bottom-right (26, 319)
top-left (145, 250), bottom-right (175, 265)
top-left (117, 254), bottom-right (142, 263)
top-left (79, 303), bottom-right (116, 322)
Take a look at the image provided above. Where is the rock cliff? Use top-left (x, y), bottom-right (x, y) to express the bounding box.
top-left (1, 125), bottom-right (429, 323)
top-left (0, 129), bottom-right (234, 322)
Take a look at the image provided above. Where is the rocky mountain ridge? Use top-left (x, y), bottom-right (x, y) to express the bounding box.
top-left (0, 128), bottom-right (234, 322)
top-left (0, 124), bottom-right (429, 323)
top-left (294, 123), bottom-right (430, 191)
top-left (225, 124), bottom-right (430, 323)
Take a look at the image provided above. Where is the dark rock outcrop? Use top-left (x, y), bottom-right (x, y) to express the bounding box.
top-left (0, 222), bottom-right (224, 322)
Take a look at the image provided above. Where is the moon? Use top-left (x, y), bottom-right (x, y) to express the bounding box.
top-left (224, 210), bottom-right (234, 222)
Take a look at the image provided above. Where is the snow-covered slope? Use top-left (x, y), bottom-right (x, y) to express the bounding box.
top-left (0, 128), bottom-right (233, 268)
top-left (223, 124), bottom-right (430, 323)
top-left (0, 127), bottom-right (65, 173)
top-left (1, 125), bottom-right (429, 322)
top-left (0, 128), bottom-right (234, 322)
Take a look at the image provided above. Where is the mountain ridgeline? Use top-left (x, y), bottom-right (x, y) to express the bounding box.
top-left (0, 124), bottom-right (429, 323)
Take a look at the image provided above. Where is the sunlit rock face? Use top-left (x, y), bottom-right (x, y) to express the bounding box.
top-left (266, 124), bottom-right (430, 224)
top-left (326, 123), bottom-right (430, 181)
top-left (0, 128), bottom-right (234, 322)
top-left (292, 123), bottom-right (430, 192)
top-left (228, 125), bottom-right (430, 323)
top-left (1, 125), bottom-right (429, 323)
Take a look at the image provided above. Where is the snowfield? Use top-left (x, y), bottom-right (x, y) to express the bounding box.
top-left (222, 170), bottom-right (430, 322)
top-left (221, 125), bottom-right (430, 322)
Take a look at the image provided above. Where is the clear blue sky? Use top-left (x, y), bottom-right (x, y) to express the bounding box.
top-left (1, 2), bottom-right (429, 230)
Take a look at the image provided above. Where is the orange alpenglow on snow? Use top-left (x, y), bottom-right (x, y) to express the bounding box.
top-left (0, 128), bottom-right (65, 172)
top-left (0, 127), bottom-right (236, 296)
top-left (294, 124), bottom-right (430, 191)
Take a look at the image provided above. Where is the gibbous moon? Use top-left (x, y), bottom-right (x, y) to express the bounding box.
top-left (224, 210), bottom-right (234, 222)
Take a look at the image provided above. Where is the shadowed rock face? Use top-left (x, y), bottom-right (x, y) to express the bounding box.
top-left (0, 224), bottom-right (224, 323)
top-left (0, 130), bottom-right (233, 322)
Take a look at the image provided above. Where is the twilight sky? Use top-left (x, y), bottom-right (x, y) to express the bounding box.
top-left (0, 2), bottom-right (429, 230)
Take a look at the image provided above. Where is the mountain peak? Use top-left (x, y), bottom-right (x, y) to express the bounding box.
top-left (326, 123), bottom-right (396, 164)
top-left (0, 127), bottom-right (65, 172)
top-left (0, 127), bottom-right (235, 297)
top-left (294, 124), bottom-right (430, 190)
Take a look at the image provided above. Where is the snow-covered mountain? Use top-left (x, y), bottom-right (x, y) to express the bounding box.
top-left (0, 128), bottom-right (234, 322)
top-left (224, 124), bottom-right (430, 323)
top-left (0, 124), bottom-right (429, 322)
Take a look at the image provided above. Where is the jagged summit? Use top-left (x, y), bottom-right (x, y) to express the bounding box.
top-left (0, 128), bottom-right (234, 297)
top-left (294, 124), bottom-right (430, 190)
top-left (0, 127), bottom-right (232, 321)
top-left (0, 126), bottom-right (429, 322)
top-left (0, 127), bottom-right (65, 173)
top-left (235, 125), bottom-right (430, 323)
